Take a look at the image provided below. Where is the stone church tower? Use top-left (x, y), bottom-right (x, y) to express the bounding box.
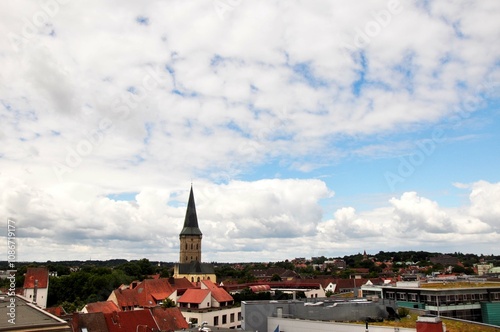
top-left (179, 185), bottom-right (202, 263)
top-left (173, 186), bottom-right (216, 282)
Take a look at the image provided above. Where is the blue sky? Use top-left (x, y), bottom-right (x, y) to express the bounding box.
top-left (1, 0), bottom-right (500, 262)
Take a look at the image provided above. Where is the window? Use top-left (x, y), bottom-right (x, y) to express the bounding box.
top-left (471, 294), bottom-right (476, 300)
top-left (222, 314), bottom-right (227, 324)
top-left (398, 293), bottom-right (406, 300)
top-left (214, 316), bottom-right (219, 326)
top-left (410, 293), bottom-right (417, 301)
top-left (387, 292), bottom-right (394, 300)
top-left (238, 312), bottom-right (242, 321)
top-left (230, 313), bottom-right (235, 323)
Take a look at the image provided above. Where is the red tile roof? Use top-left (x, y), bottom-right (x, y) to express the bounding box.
top-left (104, 310), bottom-right (158, 332)
top-left (134, 279), bottom-right (175, 307)
top-left (178, 289), bottom-right (211, 304)
top-left (72, 312), bottom-right (109, 332)
top-left (169, 277), bottom-right (195, 290)
top-left (201, 280), bottom-right (233, 303)
top-left (85, 301), bottom-right (120, 314)
top-left (112, 288), bottom-right (137, 308)
top-left (151, 307), bottom-right (189, 330)
top-left (112, 278), bottom-right (176, 309)
top-left (45, 306), bottom-right (67, 317)
top-left (23, 267), bottom-right (49, 289)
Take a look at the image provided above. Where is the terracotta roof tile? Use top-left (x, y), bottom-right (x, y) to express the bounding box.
top-left (23, 267), bottom-right (49, 289)
top-left (201, 280), bottom-right (233, 303)
top-left (178, 289), bottom-right (211, 304)
top-left (72, 312), bottom-right (109, 332)
top-left (104, 310), bottom-right (158, 332)
top-left (112, 278), bottom-right (175, 309)
top-left (169, 277), bottom-right (195, 290)
top-left (85, 301), bottom-right (120, 314)
top-left (151, 307), bottom-right (189, 330)
top-left (45, 306), bottom-right (67, 317)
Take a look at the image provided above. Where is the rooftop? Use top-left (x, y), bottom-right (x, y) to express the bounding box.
top-left (0, 295), bottom-right (71, 331)
top-left (23, 267), bottom-right (49, 289)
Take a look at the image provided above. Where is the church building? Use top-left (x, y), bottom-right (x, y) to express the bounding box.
top-left (173, 186), bottom-right (216, 282)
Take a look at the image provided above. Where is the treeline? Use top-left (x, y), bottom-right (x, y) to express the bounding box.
top-left (0, 258), bottom-right (171, 313)
top-left (214, 251), bottom-right (500, 281)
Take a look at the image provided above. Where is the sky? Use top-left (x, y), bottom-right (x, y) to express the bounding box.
top-left (1, 0), bottom-right (499, 263)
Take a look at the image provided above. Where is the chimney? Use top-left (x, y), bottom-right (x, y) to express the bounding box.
top-left (416, 315), bottom-right (444, 332)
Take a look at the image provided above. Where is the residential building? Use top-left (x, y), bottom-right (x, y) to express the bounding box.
top-left (23, 267), bottom-right (49, 309)
top-left (476, 263), bottom-right (494, 276)
top-left (178, 279), bottom-right (240, 329)
top-left (107, 278), bottom-right (177, 310)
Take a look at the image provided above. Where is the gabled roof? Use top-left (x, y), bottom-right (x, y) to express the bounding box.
top-left (23, 267), bottom-right (49, 289)
top-left (177, 261), bottom-right (215, 274)
top-left (111, 288), bottom-right (137, 308)
top-left (151, 307), bottom-right (189, 331)
top-left (201, 280), bottom-right (233, 303)
top-left (84, 301), bottom-right (119, 314)
top-left (319, 278), bottom-right (337, 289)
top-left (111, 278), bottom-right (176, 308)
top-left (178, 289), bottom-right (211, 304)
top-left (180, 186), bottom-right (202, 236)
top-left (134, 279), bottom-right (175, 307)
top-left (104, 310), bottom-right (158, 332)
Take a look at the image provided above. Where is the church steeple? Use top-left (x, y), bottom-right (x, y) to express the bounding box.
top-left (179, 186), bottom-right (202, 263)
top-left (180, 186), bottom-right (202, 236)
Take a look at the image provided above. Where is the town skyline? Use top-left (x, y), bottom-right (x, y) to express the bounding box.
top-left (1, 1), bottom-right (499, 263)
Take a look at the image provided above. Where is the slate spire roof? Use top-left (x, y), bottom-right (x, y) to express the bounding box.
top-left (180, 185), bottom-right (202, 236)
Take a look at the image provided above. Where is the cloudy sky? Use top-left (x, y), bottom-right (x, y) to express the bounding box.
top-left (1, 0), bottom-right (499, 263)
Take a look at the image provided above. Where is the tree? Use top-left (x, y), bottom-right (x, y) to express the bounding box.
top-left (137, 258), bottom-right (154, 276)
top-left (161, 298), bottom-right (176, 308)
top-left (325, 290), bottom-right (333, 297)
top-left (270, 274), bottom-right (282, 281)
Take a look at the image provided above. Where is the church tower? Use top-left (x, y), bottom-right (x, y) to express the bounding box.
top-left (179, 186), bottom-right (202, 264)
top-left (173, 185), bottom-right (216, 282)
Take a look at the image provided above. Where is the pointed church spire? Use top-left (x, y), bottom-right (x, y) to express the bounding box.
top-left (180, 186), bottom-right (202, 236)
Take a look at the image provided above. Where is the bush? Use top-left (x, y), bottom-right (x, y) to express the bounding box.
top-left (397, 307), bottom-right (410, 317)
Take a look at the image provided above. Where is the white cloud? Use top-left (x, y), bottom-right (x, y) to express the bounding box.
top-left (315, 184), bottom-right (499, 256)
top-left (1, 1), bottom-right (499, 261)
